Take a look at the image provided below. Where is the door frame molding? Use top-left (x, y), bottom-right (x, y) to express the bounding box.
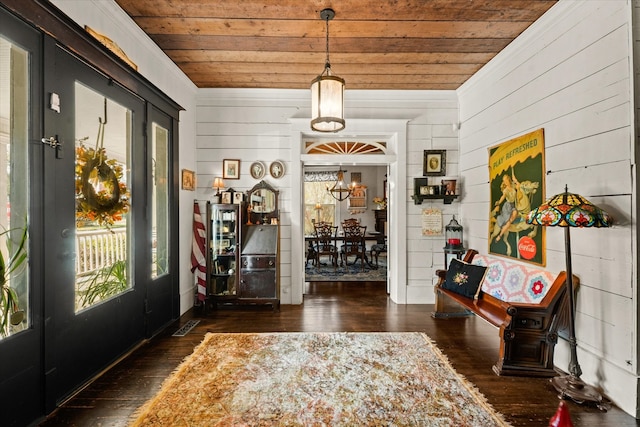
top-left (289, 118), bottom-right (408, 304)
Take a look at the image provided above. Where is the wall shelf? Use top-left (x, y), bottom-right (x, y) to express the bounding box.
top-left (412, 177), bottom-right (458, 204)
top-left (412, 194), bottom-right (458, 205)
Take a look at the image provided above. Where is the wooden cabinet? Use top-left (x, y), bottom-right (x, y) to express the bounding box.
top-left (204, 180), bottom-right (280, 310)
top-left (239, 224), bottom-right (280, 309)
top-left (374, 209), bottom-right (387, 234)
top-left (206, 202), bottom-right (240, 304)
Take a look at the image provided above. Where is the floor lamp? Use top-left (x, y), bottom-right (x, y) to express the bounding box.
top-left (526, 185), bottom-right (612, 409)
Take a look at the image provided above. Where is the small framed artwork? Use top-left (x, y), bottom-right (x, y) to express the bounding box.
top-left (250, 161), bottom-right (266, 179)
top-left (223, 159), bottom-right (240, 179)
top-left (270, 160), bottom-right (285, 179)
top-left (221, 191), bottom-right (232, 204)
top-left (423, 150), bottom-right (446, 176)
top-left (233, 192), bottom-right (244, 204)
top-left (181, 169), bottom-right (195, 191)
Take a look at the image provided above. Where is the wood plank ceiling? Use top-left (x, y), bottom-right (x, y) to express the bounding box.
top-left (114, 0), bottom-right (557, 90)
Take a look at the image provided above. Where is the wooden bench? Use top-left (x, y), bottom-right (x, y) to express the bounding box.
top-left (433, 249), bottom-right (577, 377)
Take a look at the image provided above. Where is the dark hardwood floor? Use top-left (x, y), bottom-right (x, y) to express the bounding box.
top-left (40, 281), bottom-right (639, 426)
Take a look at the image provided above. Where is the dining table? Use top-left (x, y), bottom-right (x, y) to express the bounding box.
top-left (304, 232), bottom-right (386, 268)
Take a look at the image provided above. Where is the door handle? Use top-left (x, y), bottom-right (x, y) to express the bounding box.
top-left (41, 135), bottom-right (63, 158)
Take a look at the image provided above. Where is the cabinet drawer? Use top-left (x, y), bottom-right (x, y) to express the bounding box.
top-left (241, 256), bottom-right (276, 269)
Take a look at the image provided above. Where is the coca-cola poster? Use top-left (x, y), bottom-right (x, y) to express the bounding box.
top-left (488, 129), bottom-right (546, 266)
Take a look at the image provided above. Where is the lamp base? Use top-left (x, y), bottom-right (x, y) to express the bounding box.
top-left (551, 375), bottom-right (608, 411)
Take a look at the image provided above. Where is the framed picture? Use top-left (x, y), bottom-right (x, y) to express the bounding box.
top-left (221, 191), bottom-right (232, 204)
top-left (250, 161), bottom-right (266, 179)
top-left (270, 160), bottom-right (285, 179)
top-left (423, 150), bottom-right (446, 176)
top-left (233, 192), bottom-right (244, 204)
top-left (181, 169), bottom-right (195, 191)
top-left (223, 159), bottom-right (240, 179)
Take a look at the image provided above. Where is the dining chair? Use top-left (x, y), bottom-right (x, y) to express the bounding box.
top-left (342, 217), bottom-right (359, 226)
top-left (370, 243), bottom-right (387, 268)
top-left (312, 222), bottom-right (338, 269)
top-left (340, 223), bottom-right (367, 271)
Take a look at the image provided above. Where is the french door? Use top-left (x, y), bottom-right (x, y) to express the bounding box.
top-left (0, 4), bottom-right (180, 423)
top-left (0, 9), bottom-right (45, 426)
top-left (145, 104), bottom-right (179, 336)
top-left (41, 43), bottom-right (147, 410)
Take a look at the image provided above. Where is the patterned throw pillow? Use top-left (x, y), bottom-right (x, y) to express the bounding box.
top-left (442, 258), bottom-right (488, 300)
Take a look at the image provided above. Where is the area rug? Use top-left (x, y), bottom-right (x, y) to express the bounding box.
top-left (131, 332), bottom-right (511, 426)
top-left (305, 256), bottom-right (387, 282)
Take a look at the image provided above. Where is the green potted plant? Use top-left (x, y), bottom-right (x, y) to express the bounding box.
top-left (0, 226), bottom-right (27, 337)
top-left (77, 259), bottom-right (128, 309)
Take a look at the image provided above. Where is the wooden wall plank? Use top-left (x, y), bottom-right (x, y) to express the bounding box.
top-left (134, 18), bottom-right (532, 39)
top-left (457, 1), bottom-right (635, 414)
top-left (115, 0), bottom-right (557, 21)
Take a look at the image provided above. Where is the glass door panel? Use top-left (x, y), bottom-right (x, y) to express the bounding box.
top-left (210, 203), bottom-right (239, 296)
top-left (74, 83), bottom-right (132, 312)
top-left (151, 122), bottom-right (169, 279)
top-left (0, 36), bottom-right (30, 338)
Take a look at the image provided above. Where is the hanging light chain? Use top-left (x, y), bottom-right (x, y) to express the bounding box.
top-left (325, 14), bottom-right (330, 69)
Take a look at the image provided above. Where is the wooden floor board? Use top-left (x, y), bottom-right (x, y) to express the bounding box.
top-left (39, 281), bottom-right (639, 426)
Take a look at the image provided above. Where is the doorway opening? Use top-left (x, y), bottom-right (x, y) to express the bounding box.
top-left (289, 118), bottom-right (409, 306)
top-left (303, 164), bottom-right (388, 285)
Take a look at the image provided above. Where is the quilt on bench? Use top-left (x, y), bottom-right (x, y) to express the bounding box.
top-left (471, 254), bottom-right (555, 304)
top-left (434, 250), bottom-right (572, 377)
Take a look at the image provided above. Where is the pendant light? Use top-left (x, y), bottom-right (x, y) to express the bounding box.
top-left (327, 169), bottom-right (352, 201)
top-left (310, 8), bottom-right (345, 133)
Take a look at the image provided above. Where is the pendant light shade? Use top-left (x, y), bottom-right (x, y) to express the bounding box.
top-left (311, 9), bottom-right (345, 133)
top-left (327, 169), bottom-right (352, 201)
top-left (311, 74), bottom-right (345, 132)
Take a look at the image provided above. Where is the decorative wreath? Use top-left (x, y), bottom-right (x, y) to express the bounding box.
top-left (75, 144), bottom-right (130, 227)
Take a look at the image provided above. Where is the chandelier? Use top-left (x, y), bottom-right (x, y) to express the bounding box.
top-left (310, 8), bottom-right (345, 133)
top-left (326, 169), bottom-right (352, 201)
